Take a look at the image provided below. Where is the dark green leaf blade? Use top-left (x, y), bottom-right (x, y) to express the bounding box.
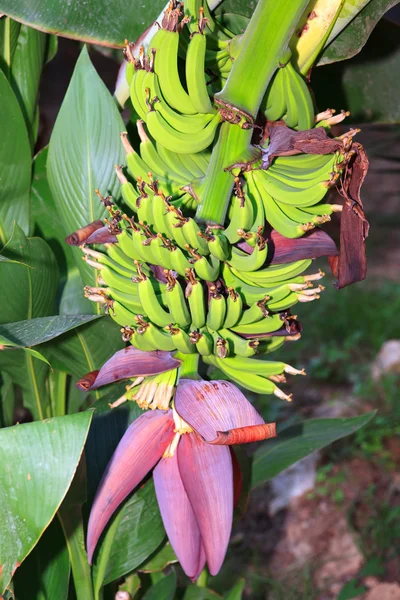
top-left (13, 517), bottom-right (70, 600)
top-left (0, 314), bottom-right (100, 347)
top-left (318, 0), bottom-right (400, 64)
top-left (47, 46), bottom-right (125, 285)
top-left (0, 410), bottom-right (93, 594)
top-left (251, 413), bottom-right (375, 488)
top-left (0, 0), bottom-right (166, 47)
top-left (11, 25), bottom-right (47, 144)
top-left (142, 570), bottom-right (176, 600)
top-left (0, 71), bottom-right (31, 243)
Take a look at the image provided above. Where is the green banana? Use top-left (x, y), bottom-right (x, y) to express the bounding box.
top-left (146, 110), bottom-right (221, 155)
top-left (186, 31), bottom-right (213, 114)
top-left (223, 288), bottom-right (243, 329)
top-left (150, 28), bottom-right (197, 115)
top-left (230, 312), bottom-right (288, 335)
top-left (136, 318), bottom-right (177, 352)
top-left (167, 325), bottom-right (196, 354)
top-left (216, 328), bottom-right (259, 358)
top-left (165, 271), bottom-right (191, 327)
top-left (136, 267), bottom-right (172, 327)
top-left (186, 246), bottom-right (221, 280)
top-left (185, 269), bottom-right (207, 328)
top-left (206, 286), bottom-right (227, 331)
top-left (227, 230), bottom-right (268, 272)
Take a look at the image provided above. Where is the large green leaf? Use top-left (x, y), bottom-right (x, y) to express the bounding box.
top-left (13, 517), bottom-right (70, 600)
top-left (0, 70), bottom-right (31, 244)
top-left (47, 46), bottom-right (125, 286)
top-left (0, 226), bottom-right (59, 419)
top-left (0, 410), bottom-right (93, 594)
top-left (0, 0), bottom-right (166, 47)
top-left (86, 398), bottom-right (165, 590)
top-left (11, 25), bottom-right (47, 144)
top-left (0, 314), bottom-right (100, 347)
top-left (251, 412), bottom-right (375, 488)
top-left (318, 0), bottom-right (400, 64)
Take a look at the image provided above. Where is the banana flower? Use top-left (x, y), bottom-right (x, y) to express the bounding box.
top-left (79, 350), bottom-right (276, 579)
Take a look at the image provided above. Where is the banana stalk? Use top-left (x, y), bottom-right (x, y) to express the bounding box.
top-left (216, 0), bottom-right (311, 117)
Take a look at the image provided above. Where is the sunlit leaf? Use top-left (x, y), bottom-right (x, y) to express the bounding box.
top-left (0, 410), bottom-right (93, 594)
top-left (0, 314), bottom-right (100, 347)
top-left (139, 543), bottom-right (177, 573)
top-left (0, 17), bottom-right (21, 77)
top-left (318, 0), bottom-right (400, 64)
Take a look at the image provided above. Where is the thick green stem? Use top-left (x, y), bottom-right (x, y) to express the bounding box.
top-left (195, 124), bottom-right (255, 225)
top-left (215, 0), bottom-right (311, 118)
top-left (196, 0), bottom-right (310, 225)
top-left (177, 353), bottom-right (200, 379)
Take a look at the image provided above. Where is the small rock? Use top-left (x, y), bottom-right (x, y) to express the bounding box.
top-left (269, 453), bottom-right (319, 516)
top-left (364, 583), bottom-right (400, 600)
top-left (371, 340), bottom-right (400, 380)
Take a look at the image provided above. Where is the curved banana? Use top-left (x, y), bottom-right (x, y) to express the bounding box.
top-left (186, 31), bottom-right (213, 114)
top-left (206, 286), bottom-right (227, 331)
top-left (146, 110), bottom-right (221, 155)
top-left (165, 271), bottom-right (191, 327)
top-left (150, 28), bottom-right (197, 115)
top-left (185, 269), bottom-right (206, 328)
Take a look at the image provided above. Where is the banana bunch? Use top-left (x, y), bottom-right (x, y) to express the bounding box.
top-left (77, 0), bottom-right (357, 399)
top-left (263, 55), bottom-right (314, 130)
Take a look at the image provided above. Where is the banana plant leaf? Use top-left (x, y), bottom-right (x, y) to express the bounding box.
top-left (0, 0), bottom-right (166, 48)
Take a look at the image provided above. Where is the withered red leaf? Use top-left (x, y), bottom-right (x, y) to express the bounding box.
top-left (65, 220), bottom-right (104, 246)
top-left (330, 143), bottom-right (369, 288)
top-left (261, 123), bottom-right (342, 168)
top-left (85, 226), bottom-right (118, 244)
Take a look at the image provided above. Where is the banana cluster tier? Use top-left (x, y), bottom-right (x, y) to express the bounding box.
top-left (70, 0), bottom-right (363, 399)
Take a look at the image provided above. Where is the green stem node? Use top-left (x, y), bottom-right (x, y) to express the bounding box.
top-left (195, 123), bottom-right (255, 225)
top-left (177, 353), bottom-right (200, 379)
